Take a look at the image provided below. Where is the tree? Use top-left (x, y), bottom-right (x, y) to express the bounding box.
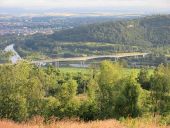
top-left (55, 79), bottom-right (77, 102)
top-left (79, 100), bottom-right (98, 121)
top-left (0, 63), bottom-right (29, 121)
top-left (150, 64), bottom-right (170, 116)
top-left (137, 68), bottom-right (151, 90)
top-left (0, 95), bottom-right (28, 122)
top-left (87, 78), bottom-right (98, 100)
top-left (54, 79), bottom-right (79, 118)
top-left (74, 73), bottom-right (89, 94)
top-left (115, 74), bottom-right (142, 118)
top-left (97, 61), bottom-right (123, 118)
top-left (0, 62), bottom-right (47, 120)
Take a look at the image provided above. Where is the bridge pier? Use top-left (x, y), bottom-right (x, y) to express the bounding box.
top-left (35, 62), bottom-right (44, 67)
top-left (135, 55), bottom-right (138, 59)
top-left (80, 61), bottom-right (85, 68)
top-left (55, 61), bottom-right (60, 68)
top-left (115, 57), bottom-right (119, 62)
top-left (143, 54), bottom-right (146, 58)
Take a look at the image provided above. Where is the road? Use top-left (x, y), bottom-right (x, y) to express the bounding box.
top-left (32, 52), bottom-right (149, 64)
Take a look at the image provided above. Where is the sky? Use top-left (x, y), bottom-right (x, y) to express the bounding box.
top-left (0, 0), bottom-right (170, 9)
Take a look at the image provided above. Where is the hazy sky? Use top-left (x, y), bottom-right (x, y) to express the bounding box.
top-left (0, 0), bottom-right (170, 9)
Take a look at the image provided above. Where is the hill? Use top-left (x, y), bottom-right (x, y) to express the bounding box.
top-left (1, 15), bottom-right (170, 60)
top-left (50, 15), bottom-right (170, 46)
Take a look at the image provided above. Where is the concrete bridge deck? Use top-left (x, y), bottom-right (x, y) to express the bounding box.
top-left (32, 52), bottom-right (149, 64)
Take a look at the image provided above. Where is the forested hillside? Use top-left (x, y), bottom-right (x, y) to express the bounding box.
top-left (1, 15), bottom-right (170, 61)
top-left (51, 15), bottom-right (170, 45)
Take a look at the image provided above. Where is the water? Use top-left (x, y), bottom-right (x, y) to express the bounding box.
top-left (69, 63), bottom-right (89, 68)
top-left (4, 44), bottom-right (22, 64)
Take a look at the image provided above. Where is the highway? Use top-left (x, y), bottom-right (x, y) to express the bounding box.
top-left (32, 52), bottom-right (149, 64)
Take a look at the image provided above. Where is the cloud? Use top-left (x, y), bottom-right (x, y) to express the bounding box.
top-left (0, 0), bottom-right (169, 9)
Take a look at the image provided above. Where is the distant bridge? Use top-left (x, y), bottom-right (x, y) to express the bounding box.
top-left (32, 52), bottom-right (149, 67)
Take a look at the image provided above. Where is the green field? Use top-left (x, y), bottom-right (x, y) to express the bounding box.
top-left (59, 67), bottom-right (88, 73)
top-left (59, 67), bottom-right (154, 76)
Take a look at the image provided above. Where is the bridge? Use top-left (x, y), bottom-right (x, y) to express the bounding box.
top-left (32, 52), bottom-right (149, 67)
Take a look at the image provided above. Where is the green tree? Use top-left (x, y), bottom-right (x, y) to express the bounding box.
top-left (79, 100), bottom-right (98, 121)
top-left (0, 62), bottom-right (47, 120)
top-left (137, 68), bottom-right (151, 90)
top-left (115, 74), bottom-right (142, 118)
top-left (0, 95), bottom-right (28, 122)
top-left (97, 61), bottom-right (123, 118)
top-left (55, 79), bottom-right (77, 102)
top-left (74, 73), bottom-right (89, 94)
top-left (54, 79), bottom-right (79, 118)
top-left (0, 63), bottom-right (29, 121)
top-left (150, 64), bottom-right (170, 116)
top-left (87, 78), bottom-right (98, 100)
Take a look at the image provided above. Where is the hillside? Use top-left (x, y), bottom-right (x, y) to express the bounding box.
top-left (50, 15), bottom-right (170, 46)
top-left (1, 15), bottom-right (170, 60)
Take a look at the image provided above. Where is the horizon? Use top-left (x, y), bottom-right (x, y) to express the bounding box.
top-left (0, 0), bottom-right (170, 16)
top-left (0, 0), bottom-right (170, 8)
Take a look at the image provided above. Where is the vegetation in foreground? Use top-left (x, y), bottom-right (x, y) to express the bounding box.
top-left (0, 118), bottom-right (125, 128)
top-left (0, 61), bottom-right (169, 127)
top-left (0, 117), bottom-right (169, 128)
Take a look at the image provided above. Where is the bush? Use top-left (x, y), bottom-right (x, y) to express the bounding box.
top-left (0, 96), bottom-right (28, 122)
top-left (115, 75), bottom-right (142, 118)
top-left (79, 100), bottom-right (99, 121)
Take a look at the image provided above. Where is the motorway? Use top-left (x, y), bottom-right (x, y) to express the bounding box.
top-left (32, 52), bottom-right (149, 65)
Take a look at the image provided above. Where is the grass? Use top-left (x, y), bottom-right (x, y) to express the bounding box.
top-left (59, 67), bottom-right (88, 73)
top-left (121, 117), bottom-right (170, 128)
top-left (0, 117), bottom-right (169, 128)
top-left (0, 119), bottom-right (124, 128)
top-left (59, 67), bottom-right (154, 76)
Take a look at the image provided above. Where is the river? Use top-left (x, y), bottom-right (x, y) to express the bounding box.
top-left (4, 44), bottom-right (22, 64)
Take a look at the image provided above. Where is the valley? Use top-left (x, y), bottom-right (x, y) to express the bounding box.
top-left (0, 13), bottom-right (170, 128)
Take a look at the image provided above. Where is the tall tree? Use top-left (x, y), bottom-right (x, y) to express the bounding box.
top-left (150, 64), bottom-right (170, 116)
top-left (115, 74), bottom-right (142, 118)
top-left (137, 68), bottom-right (151, 90)
top-left (97, 61), bottom-right (123, 118)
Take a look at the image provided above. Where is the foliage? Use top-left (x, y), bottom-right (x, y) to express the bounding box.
top-left (0, 61), bottom-right (169, 124)
top-left (97, 61), bottom-right (123, 118)
top-left (115, 74), bottom-right (142, 118)
top-left (150, 64), bottom-right (170, 116)
top-left (137, 68), bottom-right (151, 90)
top-left (51, 15), bottom-right (170, 45)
